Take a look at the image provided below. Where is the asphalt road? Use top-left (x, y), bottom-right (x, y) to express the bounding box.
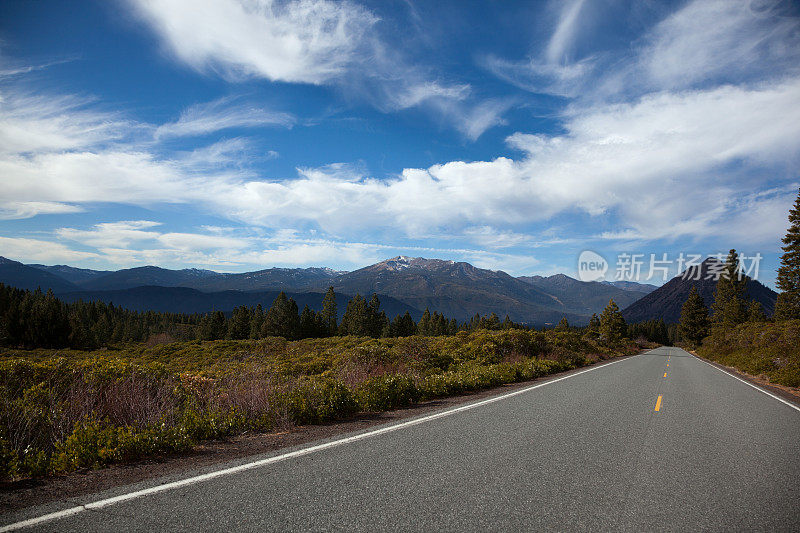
top-left (3, 347), bottom-right (799, 532)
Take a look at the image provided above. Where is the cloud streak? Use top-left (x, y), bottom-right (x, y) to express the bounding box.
top-left (155, 97), bottom-right (296, 138)
top-left (127, 0), bottom-right (509, 139)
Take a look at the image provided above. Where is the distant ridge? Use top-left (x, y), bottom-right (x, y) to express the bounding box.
top-left (621, 258), bottom-right (777, 323)
top-left (58, 286), bottom-right (420, 318)
top-left (0, 255), bottom-right (658, 326)
top-left (0, 257), bottom-right (80, 293)
top-left (518, 273), bottom-right (650, 316)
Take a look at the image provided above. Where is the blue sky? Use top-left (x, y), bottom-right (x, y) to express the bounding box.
top-left (0, 0), bottom-right (798, 287)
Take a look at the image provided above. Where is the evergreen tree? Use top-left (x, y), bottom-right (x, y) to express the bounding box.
top-left (448, 318), bottom-right (460, 335)
top-left (418, 308), bottom-right (431, 336)
top-left (319, 286), bottom-right (338, 335)
top-left (678, 286), bottom-right (709, 347)
top-left (775, 187), bottom-right (800, 320)
top-left (250, 304), bottom-right (265, 339)
top-left (367, 294), bottom-right (388, 337)
top-left (599, 299), bottom-right (626, 343)
top-left (227, 306), bottom-right (251, 340)
top-left (711, 249), bottom-right (746, 328)
top-left (387, 311), bottom-right (417, 337)
top-left (299, 305), bottom-right (322, 338)
top-left (555, 316), bottom-right (569, 331)
top-left (747, 300), bottom-right (767, 322)
top-left (586, 313), bottom-right (600, 338)
top-left (262, 292), bottom-right (300, 339)
top-left (339, 294), bottom-right (370, 336)
top-left (199, 310), bottom-right (226, 341)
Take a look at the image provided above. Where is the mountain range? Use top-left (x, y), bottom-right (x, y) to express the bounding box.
top-left (0, 255), bottom-right (659, 326)
top-left (3, 254), bottom-right (775, 326)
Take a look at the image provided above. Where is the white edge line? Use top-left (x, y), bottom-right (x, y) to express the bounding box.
top-left (0, 353), bottom-right (643, 532)
top-left (691, 354), bottom-right (800, 413)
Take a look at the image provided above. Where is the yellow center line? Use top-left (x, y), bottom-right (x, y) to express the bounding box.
top-left (663, 372), bottom-right (667, 378)
top-left (655, 395), bottom-right (663, 411)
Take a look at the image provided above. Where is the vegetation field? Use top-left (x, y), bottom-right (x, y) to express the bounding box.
top-left (697, 319), bottom-right (800, 388)
top-left (0, 329), bottom-right (642, 481)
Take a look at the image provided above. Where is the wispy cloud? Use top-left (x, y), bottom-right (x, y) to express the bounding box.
top-left (155, 97), bottom-right (296, 139)
top-left (545, 0), bottom-right (586, 65)
top-left (0, 236), bottom-right (99, 263)
top-left (127, 0), bottom-right (509, 139)
top-left (485, 0), bottom-right (800, 100)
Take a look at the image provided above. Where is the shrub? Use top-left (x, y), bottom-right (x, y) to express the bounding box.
top-left (355, 374), bottom-right (419, 411)
top-left (286, 377), bottom-right (358, 424)
top-left (698, 320), bottom-right (800, 387)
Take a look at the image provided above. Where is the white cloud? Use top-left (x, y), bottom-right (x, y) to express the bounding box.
top-left (0, 93), bottom-right (132, 155)
top-left (155, 97), bottom-right (296, 138)
top-left (479, 0), bottom-right (595, 97)
top-left (462, 226), bottom-right (531, 249)
top-left (127, 0), bottom-right (507, 139)
top-left (0, 201), bottom-right (83, 220)
top-left (4, 78), bottom-right (799, 246)
top-left (390, 82), bottom-right (471, 110)
top-left (128, 0), bottom-right (376, 85)
top-left (0, 236), bottom-right (99, 263)
top-left (545, 0), bottom-right (586, 65)
top-left (640, 0), bottom-right (800, 91)
top-left (57, 220), bottom-right (252, 252)
top-left (486, 0), bottom-right (800, 100)
top-left (158, 232), bottom-right (251, 251)
top-left (57, 221), bottom-right (163, 248)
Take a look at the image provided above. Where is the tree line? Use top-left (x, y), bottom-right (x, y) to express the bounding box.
top-left (0, 283), bottom-right (199, 349)
top-left (0, 283), bottom-right (549, 349)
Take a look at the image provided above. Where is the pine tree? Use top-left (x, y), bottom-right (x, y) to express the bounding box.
top-left (711, 249), bottom-right (746, 328)
top-left (199, 310), bottom-right (226, 341)
top-left (775, 187), bottom-right (800, 320)
top-left (227, 306), bottom-right (251, 340)
top-left (339, 294), bottom-right (370, 337)
top-left (586, 313), bottom-right (600, 338)
top-left (418, 308), bottom-right (431, 336)
top-left (555, 316), bottom-right (569, 331)
top-left (250, 304), bottom-right (265, 339)
top-left (319, 287), bottom-right (338, 335)
top-left (747, 300), bottom-right (766, 322)
top-left (367, 294), bottom-right (387, 337)
top-left (387, 311), bottom-right (417, 337)
top-left (448, 318), bottom-right (459, 335)
top-left (299, 305), bottom-right (321, 338)
top-left (599, 299), bottom-right (626, 343)
top-left (678, 286), bottom-right (709, 347)
top-left (262, 292), bottom-right (300, 339)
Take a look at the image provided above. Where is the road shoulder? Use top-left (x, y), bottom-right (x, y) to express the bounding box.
top-left (689, 351), bottom-right (800, 407)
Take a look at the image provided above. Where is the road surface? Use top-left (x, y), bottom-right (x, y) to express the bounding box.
top-left (3, 347), bottom-right (799, 531)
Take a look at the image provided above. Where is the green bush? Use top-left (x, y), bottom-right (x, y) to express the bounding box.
top-left (287, 377), bottom-right (358, 424)
top-left (355, 374), bottom-right (419, 411)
